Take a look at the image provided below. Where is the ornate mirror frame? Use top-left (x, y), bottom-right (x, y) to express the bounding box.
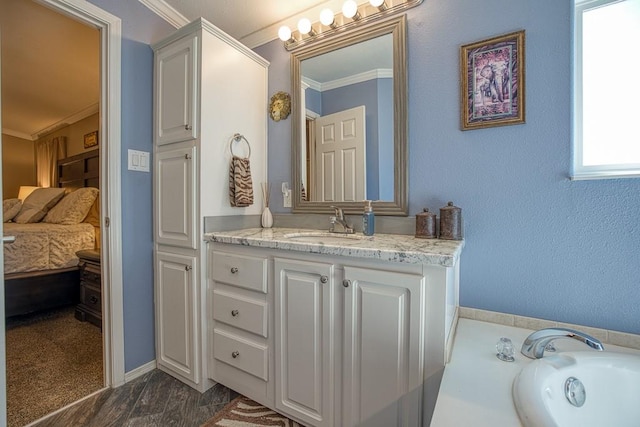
top-left (291, 15), bottom-right (408, 216)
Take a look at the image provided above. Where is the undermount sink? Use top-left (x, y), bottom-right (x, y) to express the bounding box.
top-left (283, 232), bottom-right (365, 243)
top-left (512, 351), bottom-right (640, 427)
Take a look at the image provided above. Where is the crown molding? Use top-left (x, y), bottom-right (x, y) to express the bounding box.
top-left (138, 0), bottom-right (189, 29)
top-left (1, 128), bottom-right (34, 141)
top-left (32, 102), bottom-right (100, 140)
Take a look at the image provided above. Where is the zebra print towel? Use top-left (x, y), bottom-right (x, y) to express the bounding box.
top-left (229, 156), bottom-right (254, 207)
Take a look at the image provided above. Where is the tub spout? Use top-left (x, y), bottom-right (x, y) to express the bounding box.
top-left (521, 327), bottom-right (604, 359)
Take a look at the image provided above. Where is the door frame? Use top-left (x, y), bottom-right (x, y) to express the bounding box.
top-left (34, 0), bottom-right (125, 387)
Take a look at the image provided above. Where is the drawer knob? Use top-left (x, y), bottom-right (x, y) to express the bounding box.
top-left (342, 279), bottom-right (351, 288)
top-left (185, 265), bottom-right (192, 271)
top-left (230, 267), bottom-right (239, 274)
top-left (90, 296), bottom-right (99, 304)
top-left (232, 351), bottom-right (240, 359)
top-left (231, 309), bottom-right (239, 317)
top-left (320, 275), bottom-right (328, 284)
top-left (185, 124), bottom-right (192, 131)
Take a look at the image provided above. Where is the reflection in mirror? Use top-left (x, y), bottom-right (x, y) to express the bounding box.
top-left (292, 15), bottom-right (408, 216)
top-left (301, 34), bottom-right (394, 203)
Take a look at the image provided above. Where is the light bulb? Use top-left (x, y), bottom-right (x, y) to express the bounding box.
top-left (370, 0), bottom-right (387, 10)
top-left (278, 25), bottom-right (292, 41)
top-left (320, 8), bottom-right (335, 27)
top-left (342, 0), bottom-right (360, 19)
top-left (297, 18), bottom-right (312, 35)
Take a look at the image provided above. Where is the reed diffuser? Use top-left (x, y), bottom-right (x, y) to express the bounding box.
top-left (261, 182), bottom-right (273, 228)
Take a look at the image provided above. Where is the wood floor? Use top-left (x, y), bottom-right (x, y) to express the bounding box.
top-left (32, 370), bottom-right (238, 427)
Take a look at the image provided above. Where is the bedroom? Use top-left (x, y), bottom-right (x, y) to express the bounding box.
top-left (0, 0), bottom-right (106, 424)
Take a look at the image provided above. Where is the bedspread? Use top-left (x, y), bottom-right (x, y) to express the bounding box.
top-left (3, 222), bottom-right (95, 274)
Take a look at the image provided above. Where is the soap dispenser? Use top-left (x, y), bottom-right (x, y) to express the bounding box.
top-left (362, 200), bottom-right (375, 236)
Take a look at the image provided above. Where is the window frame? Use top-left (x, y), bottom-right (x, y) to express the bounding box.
top-left (572, 0), bottom-right (640, 180)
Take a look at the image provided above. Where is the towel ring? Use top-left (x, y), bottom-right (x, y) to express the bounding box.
top-left (229, 133), bottom-right (251, 159)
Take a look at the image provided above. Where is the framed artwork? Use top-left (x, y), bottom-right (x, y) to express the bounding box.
top-left (84, 131), bottom-right (98, 148)
top-left (460, 30), bottom-right (525, 130)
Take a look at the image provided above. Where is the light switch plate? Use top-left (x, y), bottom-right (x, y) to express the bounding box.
top-left (128, 149), bottom-right (150, 172)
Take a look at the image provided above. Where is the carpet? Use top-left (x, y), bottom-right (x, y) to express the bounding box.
top-left (201, 395), bottom-right (305, 427)
top-left (6, 307), bottom-right (103, 427)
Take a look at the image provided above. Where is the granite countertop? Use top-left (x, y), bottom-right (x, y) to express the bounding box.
top-left (204, 227), bottom-right (464, 267)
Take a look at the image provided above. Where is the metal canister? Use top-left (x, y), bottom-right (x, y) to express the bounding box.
top-left (439, 201), bottom-right (462, 240)
top-left (415, 208), bottom-right (437, 239)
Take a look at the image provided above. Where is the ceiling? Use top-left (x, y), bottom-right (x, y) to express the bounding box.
top-left (0, 0), bottom-right (361, 140)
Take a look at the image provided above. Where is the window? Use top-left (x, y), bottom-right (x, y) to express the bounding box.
top-left (573, 0), bottom-right (640, 179)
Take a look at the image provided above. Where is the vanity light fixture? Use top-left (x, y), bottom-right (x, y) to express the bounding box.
top-left (278, 0), bottom-right (423, 51)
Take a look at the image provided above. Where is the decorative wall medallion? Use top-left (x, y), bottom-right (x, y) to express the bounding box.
top-left (269, 91), bottom-right (291, 122)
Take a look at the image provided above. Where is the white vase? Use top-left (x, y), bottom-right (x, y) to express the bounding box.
top-left (261, 207), bottom-right (273, 228)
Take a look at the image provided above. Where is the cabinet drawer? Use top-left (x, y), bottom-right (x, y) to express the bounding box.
top-left (80, 285), bottom-right (102, 312)
top-left (212, 290), bottom-right (267, 337)
top-left (211, 251), bottom-right (267, 293)
top-left (213, 329), bottom-right (268, 381)
top-left (81, 265), bottom-right (101, 285)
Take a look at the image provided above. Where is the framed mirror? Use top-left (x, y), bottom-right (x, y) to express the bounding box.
top-left (291, 15), bottom-right (408, 216)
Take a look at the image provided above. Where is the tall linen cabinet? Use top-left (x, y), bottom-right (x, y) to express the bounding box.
top-left (152, 18), bottom-right (269, 392)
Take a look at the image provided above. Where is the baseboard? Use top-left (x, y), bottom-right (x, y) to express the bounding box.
top-left (124, 360), bottom-right (157, 383)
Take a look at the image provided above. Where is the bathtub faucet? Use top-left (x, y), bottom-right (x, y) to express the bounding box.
top-left (521, 327), bottom-right (604, 359)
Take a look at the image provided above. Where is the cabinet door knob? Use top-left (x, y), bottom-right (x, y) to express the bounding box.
top-left (185, 124), bottom-right (192, 131)
top-left (342, 279), bottom-right (351, 288)
top-left (232, 351), bottom-right (240, 359)
top-left (184, 153), bottom-right (192, 160)
top-left (320, 275), bottom-right (328, 284)
top-left (185, 265), bottom-right (192, 271)
top-left (230, 267), bottom-right (238, 274)
top-left (231, 309), bottom-right (239, 317)
top-left (89, 296), bottom-right (99, 304)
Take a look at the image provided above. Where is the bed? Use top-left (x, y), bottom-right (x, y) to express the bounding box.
top-left (4, 149), bottom-right (99, 317)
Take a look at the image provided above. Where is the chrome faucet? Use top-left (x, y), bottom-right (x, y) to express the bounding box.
top-left (329, 206), bottom-right (354, 234)
top-left (520, 327), bottom-right (604, 359)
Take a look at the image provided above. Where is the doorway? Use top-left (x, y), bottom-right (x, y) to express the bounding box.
top-left (0, 0), bottom-right (124, 425)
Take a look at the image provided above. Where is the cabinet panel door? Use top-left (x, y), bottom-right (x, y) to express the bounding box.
top-left (155, 146), bottom-right (196, 248)
top-left (156, 34), bottom-right (198, 145)
top-left (274, 258), bottom-right (335, 427)
top-left (343, 266), bottom-right (425, 427)
top-left (156, 251), bottom-right (198, 383)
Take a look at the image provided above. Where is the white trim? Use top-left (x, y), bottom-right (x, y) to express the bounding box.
top-left (138, 0), bottom-right (189, 29)
top-left (303, 69), bottom-right (392, 93)
top-left (124, 360), bottom-right (157, 383)
top-left (1, 128), bottom-right (33, 141)
top-left (36, 0), bottom-right (125, 388)
top-left (572, 0), bottom-right (640, 179)
top-left (32, 102), bottom-right (100, 140)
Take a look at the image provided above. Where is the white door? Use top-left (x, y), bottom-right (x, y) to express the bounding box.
top-left (155, 251), bottom-right (198, 383)
top-left (314, 106), bottom-right (366, 202)
top-left (0, 27), bottom-right (8, 426)
top-left (155, 145), bottom-right (196, 249)
top-left (343, 266), bottom-right (425, 427)
top-left (156, 34), bottom-right (198, 145)
top-left (274, 258), bottom-right (335, 427)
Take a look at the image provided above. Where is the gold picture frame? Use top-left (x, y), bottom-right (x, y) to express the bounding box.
top-left (460, 30), bottom-right (525, 130)
top-left (84, 131), bottom-right (98, 148)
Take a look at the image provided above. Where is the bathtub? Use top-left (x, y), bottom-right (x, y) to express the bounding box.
top-left (512, 351), bottom-right (640, 427)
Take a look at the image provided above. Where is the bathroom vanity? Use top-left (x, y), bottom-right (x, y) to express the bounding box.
top-left (204, 228), bottom-right (463, 426)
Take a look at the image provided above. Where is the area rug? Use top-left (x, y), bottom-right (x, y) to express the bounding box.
top-left (201, 395), bottom-right (305, 426)
top-left (6, 307), bottom-right (103, 427)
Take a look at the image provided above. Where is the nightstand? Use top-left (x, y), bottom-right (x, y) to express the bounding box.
top-left (74, 249), bottom-right (101, 328)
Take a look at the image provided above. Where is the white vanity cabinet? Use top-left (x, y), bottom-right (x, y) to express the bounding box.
top-left (342, 266), bottom-right (425, 427)
top-left (206, 235), bottom-right (460, 427)
top-left (153, 18), bottom-right (268, 392)
top-left (274, 258), bottom-right (337, 427)
top-left (155, 33), bottom-right (198, 145)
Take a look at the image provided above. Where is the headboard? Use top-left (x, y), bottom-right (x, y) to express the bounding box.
top-left (57, 149), bottom-right (100, 190)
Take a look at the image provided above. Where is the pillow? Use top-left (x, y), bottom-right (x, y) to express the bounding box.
top-left (3, 198), bottom-right (22, 222)
top-left (43, 187), bottom-right (99, 225)
top-left (13, 188), bottom-right (65, 223)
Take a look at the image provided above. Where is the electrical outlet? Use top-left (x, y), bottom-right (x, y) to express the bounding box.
top-left (282, 182), bottom-right (292, 207)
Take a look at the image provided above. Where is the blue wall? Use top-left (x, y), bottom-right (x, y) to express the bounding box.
top-left (87, 0), bottom-right (174, 371)
top-left (257, 0), bottom-right (640, 335)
